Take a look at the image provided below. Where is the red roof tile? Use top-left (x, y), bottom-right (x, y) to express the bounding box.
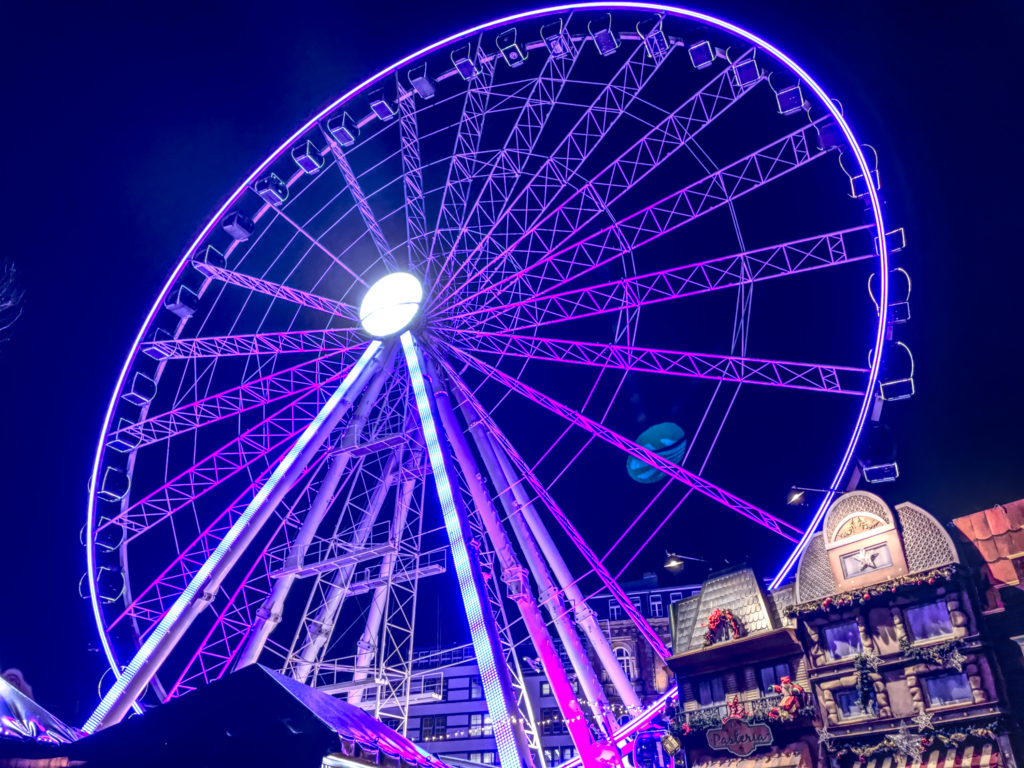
top-left (986, 505), bottom-right (1011, 536)
top-left (952, 500), bottom-right (1024, 589)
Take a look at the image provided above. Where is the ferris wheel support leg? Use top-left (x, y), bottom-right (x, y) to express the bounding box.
top-left (234, 352), bottom-right (397, 669)
top-left (457, 393), bottom-right (620, 742)
top-left (83, 340), bottom-right (388, 733)
top-left (471, 417), bottom-right (643, 714)
top-left (348, 448), bottom-right (421, 705)
top-left (429, 361), bottom-right (603, 768)
top-left (402, 332), bottom-right (535, 768)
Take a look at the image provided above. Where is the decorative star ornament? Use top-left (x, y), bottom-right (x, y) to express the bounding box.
top-left (863, 652), bottom-right (882, 671)
top-left (912, 707), bottom-right (934, 732)
top-left (948, 648), bottom-right (967, 673)
top-left (892, 721), bottom-right (925, 762)
top-left (853, 547), bottom-right (880, 572)
top-left (816, 725), bottom-right (833, 748)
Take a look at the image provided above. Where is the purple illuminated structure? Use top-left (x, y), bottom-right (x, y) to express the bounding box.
top-left (83, 4), bottom-right (893, 765)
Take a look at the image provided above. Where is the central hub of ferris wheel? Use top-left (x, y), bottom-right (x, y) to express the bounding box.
top-left (358, 272), bottom-right (424, 337)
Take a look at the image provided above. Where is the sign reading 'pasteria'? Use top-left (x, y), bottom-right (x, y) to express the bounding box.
top-left (706, 717), bottom-right (774, 757)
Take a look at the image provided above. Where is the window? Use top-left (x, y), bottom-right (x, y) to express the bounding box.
top-left (758, 662), bottom-right (790, 693)
top-left (562, 747), bottom-right (577, 761)
top-left (670, 591), bottom-right (683, 603)
top-left (421, 715), bottom-right (447, 739)
top-left (540, 681), bottom-right (552, 696)
top-left (609, 602), bottom-right (623, 620)
top-left (839, 542), bottom-right (893, 578)
top-left (469, 675), bottom-right (483, 700)
top-left (835, 689), bottom-right (870, 720)
top-left (905, 602), bottom-right (954, 641)
top-left (470, 713), bottom-right (492, 737)
top-left (631, 597), bottom-right (643, 615)
top-left (650, 594), bottom-right (664, 618)
top-left (543, 749), bottom-right (556, 765)
top-left (823, 621), bottom-right (862, 660)
top-left (541, 707), bottom-right (566, 736)
top-left (696, 676), bottom-right (726, 707)
top-left (481, 752), bottom-right (496, 765)
top-left (615, 646), bottom-right (637, 681)
top-left (924, 673), bottom-right (972, 707)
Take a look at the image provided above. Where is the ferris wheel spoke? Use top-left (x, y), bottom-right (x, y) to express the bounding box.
top-left (451, 115), bottom-right (829, 317)
top-left (320, 126), bottom-right (398, 272)
top-left (446, 345), bottom-right (803, 541)
top-left (438, 48), bottom-right (759, 315)
top-left (107, 351), bottom-right (359, 451)
top-left (141, 328), bottom-right (363, 360)
top-left (431, 36), bottom-right (672, 304)
top-left (101, 349), bottom-right (370, 539)
top-left (424, 40), bottom-right (499, 276)
top-left (398, 84), bottom-right (430, 271)
top-left (194, 259), bottom-right (356, 320)
top-left (451, 330), bottom-right (869, 394)
top-left (447, 225), bottom-right (874, 332)
top-left (430, 26), bottom-right (582, 292)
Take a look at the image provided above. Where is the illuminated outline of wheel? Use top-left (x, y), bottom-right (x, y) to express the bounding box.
top-left (83, 4), bottom-right (891, 763)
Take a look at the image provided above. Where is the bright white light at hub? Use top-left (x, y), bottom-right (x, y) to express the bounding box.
top-left (359, 272), bottom-right (423, 337)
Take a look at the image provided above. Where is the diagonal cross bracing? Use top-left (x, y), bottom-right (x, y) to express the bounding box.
top-left (426, 43), bottom-right (499, 274)
top-left (142, 328), bottom-right (363, 360)
top-left (446, 226), bottom-right (874, 331)
top-left (446, 345), bottom-right (803, 542)
top-left (442, 49), bottom-right (760, 314)
top-left (452, 331), bottom-right (869, 394)
top-left (433, 39), bottom-right (672, 303)
top-left (431, 33), bottom-right (580, 290)
top-left (197, 262), bottom-right (354, 319)
top-left (454, 115), bottom-right (831, 315)
top-left (398, 86), bottom-right (430, 270)
top-left (107, 352), bottom-right (355, 450)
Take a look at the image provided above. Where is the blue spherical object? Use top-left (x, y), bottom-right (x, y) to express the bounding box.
top-left (626, 422), bottom-right (687, 484)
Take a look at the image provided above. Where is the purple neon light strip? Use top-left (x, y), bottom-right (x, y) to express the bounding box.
top-left (86, 0), bottom-right (887, 737)
top-left (401, 332), bottom-right (524, 768)
top-left (83, 341), bottom-right (380, 733)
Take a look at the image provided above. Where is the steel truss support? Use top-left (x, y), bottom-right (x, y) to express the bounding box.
top-left (195, 261), bottom-right (354, 319)
top-left (442, 49), bottom-right (760, 314)
top-left (83, 340), bottom-right (388, 732)
top-left (428, 359), bottom-right (604, 767)
top-left (234, 354), bottom-right (397, 668)
top-left (451, 381), bottom-right (644, 712)
top-left (398, 83), bottom-right (429, 271)
top-left (141, 328), bottom-right (362, 361)
top-left (433, 37), bottom-right (670, 303)
top-left (447, 345), bottom-right (802, 540)
top-left (452, 331), bottom-right (868, 395)
top-left (401, 332), bottom-right (534, 768)
top-left (446, 225), bottom-right (875, 332)
top-left (450, 382), bottom-right (620, 739)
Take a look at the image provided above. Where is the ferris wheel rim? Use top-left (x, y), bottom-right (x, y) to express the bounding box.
top-left (84, 0), bottom-right (891, 743)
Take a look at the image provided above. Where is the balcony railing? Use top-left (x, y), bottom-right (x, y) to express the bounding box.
top-left (676, 694), bottom-right (815, 732)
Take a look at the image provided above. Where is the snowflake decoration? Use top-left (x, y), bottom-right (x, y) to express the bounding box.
top-left (948, 648), bottom-right (967, 673)
top-left (892, 721), bottom-right (925, 762)
top-left (912, 707), bottom-right (934, 733)
top-left (863, 652), bottom-right (882, 671)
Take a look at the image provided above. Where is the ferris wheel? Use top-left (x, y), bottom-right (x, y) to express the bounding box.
top-left (82, 4), bottom-right (898, 765)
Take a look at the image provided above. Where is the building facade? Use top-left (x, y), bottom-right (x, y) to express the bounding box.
top-left (404, 576), bottom-right (692, 766)
top-left (791, 491), bottom-right (1013, 767)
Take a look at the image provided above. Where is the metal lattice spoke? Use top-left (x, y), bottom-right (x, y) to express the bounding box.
top-left (446, 344), bottom-right (803, 541)
top-left (452, 330), bottom-right (868, 394)
top-left (440, 48), bottom-right (760, 314)
top-left (196, 260), bottom-right (356, 319)
top-left (448, 225), bottom-right (874, 331)
top-left (141, 328), bottom-right (363, 360)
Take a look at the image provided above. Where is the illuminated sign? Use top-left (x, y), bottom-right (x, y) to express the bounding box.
top-left (706, 717), bottom-right (773, 757)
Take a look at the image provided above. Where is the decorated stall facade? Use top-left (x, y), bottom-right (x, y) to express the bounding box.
top-left (790, 492), bottom-right (1014, 767)
top-left (664, 567), bottom-right (821, 768)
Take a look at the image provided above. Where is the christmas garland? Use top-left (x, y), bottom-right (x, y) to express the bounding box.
top-left (702, 607), bottom-right (743, 645)
top-left (788, 565), bottom-right (959, 618)
top-left (853, 653), bottom-right (880, 711)
top-left (831, 721), bottom-right (1000, 760)
top-left (898, 636), bottom-right (967, 672)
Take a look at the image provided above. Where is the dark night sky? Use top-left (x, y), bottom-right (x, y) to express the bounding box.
top-left (1, 0), bottom-right (1021, 725)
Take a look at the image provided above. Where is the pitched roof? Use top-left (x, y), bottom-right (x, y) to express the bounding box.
top-left (952, 499), bottom-right (1024, 588)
